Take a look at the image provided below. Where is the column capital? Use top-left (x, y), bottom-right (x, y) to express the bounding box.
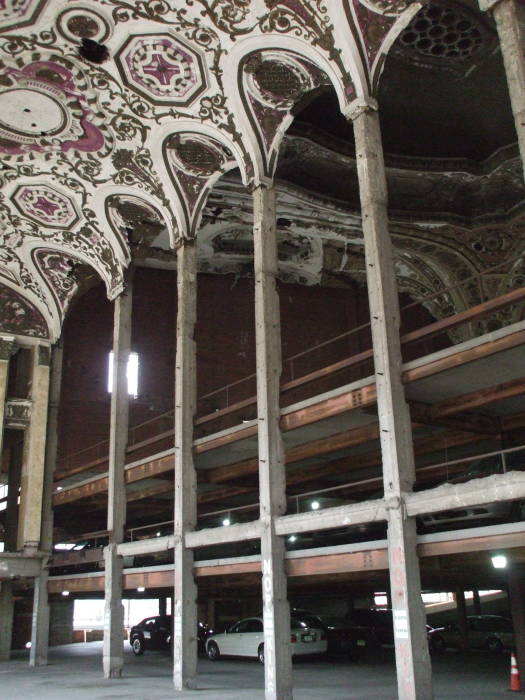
top-left (344, 97), bottom-right (379, 122)
top-left (174, 235), bottom-right (196, 251)
top-left (0, 336), bottom-right (15, 362)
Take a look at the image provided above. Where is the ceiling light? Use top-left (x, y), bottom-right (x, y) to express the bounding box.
top-left (137, 586), bottom-right (145, 592)
top-left (62, 590), bottom-right (70, 596)
top-left (156, 532), bottom-right (161, 537)
top-left (222, 518), bottom-right (231, 527)
top-left (56, 486), bottom-right (63, 491)
top-left (311, 500), bottom-right (320, 511)
top-left (491, 554), bottom-right (508, 569)
top-left (288, 535), bottom-right (297, 543)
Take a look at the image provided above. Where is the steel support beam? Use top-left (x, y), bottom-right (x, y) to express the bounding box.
top-left (17, 346), bottom-right (51, 550)
top-left (30, 341), bottom-right (63, 666)
top-left (103, 274), bottom-right (132, 679)
top-left (173, 241), bottom-right (198, 691)
top-left (480, 0), bottom-right (525, 177)
top-left (349, 100), bottom-right (433, 700)
top-left (253, 184), bottom-right (293, 700)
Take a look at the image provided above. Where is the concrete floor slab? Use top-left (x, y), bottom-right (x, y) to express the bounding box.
top-left (0, 643), bottom-right (515, 699)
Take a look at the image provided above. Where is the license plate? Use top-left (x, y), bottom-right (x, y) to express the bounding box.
top-left (357, 639), bottom-right (366, 647)
top-left (302, 635), bottom-right (314, 642)
top-left (144, 631), bottom-right (151, 639)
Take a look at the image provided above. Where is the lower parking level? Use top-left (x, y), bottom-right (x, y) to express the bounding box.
top-left (1, 642), bottom-right (515, 699)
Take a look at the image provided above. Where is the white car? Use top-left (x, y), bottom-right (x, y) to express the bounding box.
top-left (205, 615), bottom-right (327, 664)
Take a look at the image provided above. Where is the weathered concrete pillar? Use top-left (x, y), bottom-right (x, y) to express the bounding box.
top-left (17, 345), bottom-right (51, 551)
top-left (0, 336), bottom-right (15, 462)
top-left (103, 275), bottom-right (133, 679)
top-left (0, 581), bottom-right (14, 661)
top-left (173, 241), bottom-right (198, 691)
top-left (253, 184), bottom-right (293, 700)
top-left (348, 101), bottom-right (433, 700)
top-left (472, 589), bottom-right (482, 615)
top-left (454, 590), bottom-right (468, 651)
top-left (508, 566), bottom-right (525, 679)
top-left (480, 0), bottom-right (525, 177)
top-left (30, 341), bottom-right (63, 666)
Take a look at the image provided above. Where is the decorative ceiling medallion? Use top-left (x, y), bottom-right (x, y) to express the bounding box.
top-left (400, 2), bottom-right (485, 59)
top-left (56, 6), bottom-right (111, 44)
top-left (12, 184), bottom-right (80, 229)
top-left (0, 283), bottom-right (49, 339)
top-left (0, 0), bottom-right (47, 33)
top-left (115, 33), bottom-right (207, 106)
top-left (0, 59), bottom-right (105, 156)
top-left (33, 249), bottom-right (80, 313)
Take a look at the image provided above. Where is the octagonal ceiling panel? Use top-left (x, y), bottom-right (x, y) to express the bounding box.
top-left (115, 33), bottom-right (207, 106)
top-left (0, 0), bottom-right (47, 33)
top-left (12, 184), bottom-right (80, 229)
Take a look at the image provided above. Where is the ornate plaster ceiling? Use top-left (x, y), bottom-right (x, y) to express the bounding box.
top-left (0, 0), bottom-right (521, 343)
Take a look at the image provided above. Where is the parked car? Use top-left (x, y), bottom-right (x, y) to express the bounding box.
top-left (291, 609), bottom-right (379, 656)
top-left (348, 609), bottom-right (394, 645)
top-left (129, 615), bottom-right (212, 656)
top-left (428, 615), bottom-right (514, 653)
top-left (205, 614), bottom-right (327, 663)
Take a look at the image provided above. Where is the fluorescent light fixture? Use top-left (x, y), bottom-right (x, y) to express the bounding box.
top-left (62, 590), bottom-right (70, 596)
top-left (108, 351), bottom-right (139, 397)
top-left (311, 500), bottom-right (320, 511)
top-left (222, 518), bottom-right (231, 527)
top-left (137, 586), bottom-right (145, 592)
top-left (491, 554), bottom-right (508, 569)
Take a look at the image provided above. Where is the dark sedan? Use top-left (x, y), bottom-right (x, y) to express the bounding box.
top-left (129, 615), bottom-right (212, 656)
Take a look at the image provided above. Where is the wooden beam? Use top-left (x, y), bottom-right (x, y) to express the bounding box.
top-left (429, 377), bottom-right (525, 418)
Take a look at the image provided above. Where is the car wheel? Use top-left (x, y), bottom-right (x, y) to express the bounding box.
top-left (487, 637), bottom-right (503, 653)
top-left (207, 641), bottom-right (220, 661)
top-left (258, 644), bottom-right (264, 665)
top-left (131, 637), bottom-right (145, 656)
top-left (431, 635), bottom-right (445, 653)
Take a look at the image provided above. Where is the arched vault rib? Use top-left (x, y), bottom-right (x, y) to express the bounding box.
top-left (225, 37), bottom-right (354, 185)
top-left (153, 121), bottom-right (249, 241)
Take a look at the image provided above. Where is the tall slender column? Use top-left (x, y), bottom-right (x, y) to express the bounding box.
top-left (103, 274), bottom-right (133, 679)
top-left (253, 184), bottom-right (293, 700)
top-left (0, 581), bottom-right (14, 661)
top-left (480, 0), bottom-right (525, 176)
top-left (508, 567), bottom-right (525, 679)
top-left (17, 345), bottom-right (51, 551)
top-left (30, 341), bottom-right (63, 666)
top-left (0, 336), bottom-right (14, 462)
top-left (348, 101), bottom-right (433, 700)
top-left (173, 241), bottom-right (198, 691)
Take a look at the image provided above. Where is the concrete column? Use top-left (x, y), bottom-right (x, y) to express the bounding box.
top-left (17, 345), bottom-right (51, 551)
top-left (0, 581), bottom-right (14, 661)
top-left (253, 184), bottom-right (293, 700)
top-left (349, 102), bottom-right (433, 700)
top-left (103, 274), bottom-right (133, 679)
top-left (30, 341), bottom-right (63, 666)
top-left (480, 0), bottom-right (525, 177)
top-left (0, 336), bottom-right (15, 463)
top-left (173, 241), bottom-right (198, 691)
top-left (454, 590), bottom-right (468, 651)
top-left (508, 567), bottom-right (525, 678)
top-left (472, 589), bottom-right (482, 615)
top-left (159, 596), bottom-right (167, 617)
